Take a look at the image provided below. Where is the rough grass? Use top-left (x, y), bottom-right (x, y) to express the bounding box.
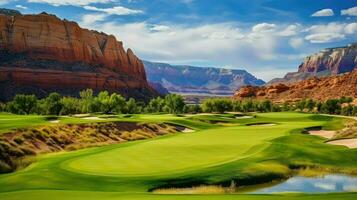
top-left (0, 122), bottom-right (182, 173)
top-left (0, 112), bottom-right (356, 200)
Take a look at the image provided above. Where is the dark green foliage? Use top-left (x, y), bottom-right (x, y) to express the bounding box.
top-left (60, 97), bottom-right (81, 115)
top-left (43, 93), bottom-right (63, 115)
top-left (202, 98), bottom-right (232, 113)
top-left (6, 94), bottom-right (38, 114)
top-left (164, 94), bottom-right (185, 114)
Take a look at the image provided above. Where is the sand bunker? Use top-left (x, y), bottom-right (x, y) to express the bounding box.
top-left (236, 116), bottom-right (254, 119)
top-left (327, 138), bottom-right (357, 149)
top-left (308, 130), bottom-right (336, 139)
top-left (49, 120), bottom-right (59, 123)
top-left (182, 128), bottom-right (195, 133)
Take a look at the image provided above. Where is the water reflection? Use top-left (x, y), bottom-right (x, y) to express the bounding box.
top-left (251, 174), bottom-right (357, 193)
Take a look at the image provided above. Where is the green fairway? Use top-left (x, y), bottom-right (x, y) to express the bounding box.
top-left (0, 112), bottom-right (356, 200)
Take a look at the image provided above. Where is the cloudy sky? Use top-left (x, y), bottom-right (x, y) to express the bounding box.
top-left (1, 0), bottom-right (357, 81)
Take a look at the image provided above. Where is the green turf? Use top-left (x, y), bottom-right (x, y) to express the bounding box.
top-left (0, 112), bottom-right (356, 200)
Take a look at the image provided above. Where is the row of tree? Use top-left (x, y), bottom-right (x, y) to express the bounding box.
top-left (0, 89), bottom-right (356, 116)
top-left (0, 90), bottom-right (186, 115)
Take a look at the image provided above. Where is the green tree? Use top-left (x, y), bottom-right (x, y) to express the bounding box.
top-left (260, 100), bottom-right (272, 112)
top-left (305, 99), bottom-right (315, 112)
top-left (96, 91), bottom-right (126, 114)
top-left (340, 96), bottom-right (353, 104)
top-left (242, 99), bottom-right (254, 112)
top-left (146, 97), bottom-right (165, 113)
top-left (282, 102), bottom-right (291, 111)
top-left (6, 94), bottom-right (38, 114)
top-left (321, 99), bottom-right (341, 114)
top-left (61, 97), bottom-right (81, 115)
top-left (44, 93), bottom-right (63, 115)
top-left (296, 99), bottom-right (306, 111)
top-left (126, 98), bottom-right (139, 114)
top-left (201, 99), bottom-right (214, 113)
top-left (79, 89), bottom-right (94, 113)
top-left (213, 99), bottom-right (233, 113)
top-left (352, 106), bottom-right (357, 116)
top-left (186, 104), bottom-right (202, 114)
top-left (341, 105), bottom-right (353, 116)
top-left (232, 100), bottom-right (242, 112)
top-left (164, 94), bottom-right (185, 114)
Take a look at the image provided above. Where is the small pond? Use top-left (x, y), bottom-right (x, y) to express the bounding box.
top-left (251, 174), bottom-right (357, 193)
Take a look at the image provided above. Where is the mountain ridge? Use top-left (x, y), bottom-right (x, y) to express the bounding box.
top-left (144, 61), bottom-right (265, 96)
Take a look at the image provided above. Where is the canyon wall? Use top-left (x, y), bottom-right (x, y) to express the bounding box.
top-left (0, 10), bottom-right (156, 101)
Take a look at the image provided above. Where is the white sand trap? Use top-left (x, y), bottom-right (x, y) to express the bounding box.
top-left (73, 114), bottom-right (91, 118)
top-left (182, 128), bottom-right (195, 133)
top-left (49, 120), bottom-right (59, 123)
top-left (309, 130), bottom-right (336, 139)
top-left (82, 117), bottom-right (105, 120)
top-left (236, 116), bottom-right (253, 119)
top-left (327, 138), bottom-right (357, 149)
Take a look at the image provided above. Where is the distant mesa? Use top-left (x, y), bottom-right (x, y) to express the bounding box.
top-left (0, 9), bottom-right (158, 101)
top-left (144, 61), bottom-right (265, 96)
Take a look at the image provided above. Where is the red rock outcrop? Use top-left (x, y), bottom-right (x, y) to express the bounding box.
top-left (298, 43), bottom-right (357, 74)
top-left (268, 43), bottom-right (357, 85)
top-left (0, 11), bottom-right (156, 101)
top-left (234, 69), bottom-right (357, 103)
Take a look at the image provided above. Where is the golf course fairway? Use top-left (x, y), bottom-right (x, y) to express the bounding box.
top-left (0, 112), bottom-right (356, 200)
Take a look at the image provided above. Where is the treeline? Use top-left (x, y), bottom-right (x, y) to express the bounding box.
top-left (0, 89), bottom-right (186, 115)
top-left (0, 89), bottom-right (356, 116)
top-left (200, 97), bottom-right (357, 116)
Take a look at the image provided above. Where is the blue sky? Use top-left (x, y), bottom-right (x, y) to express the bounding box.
top-left (1, 0), bottom-right (356, 81)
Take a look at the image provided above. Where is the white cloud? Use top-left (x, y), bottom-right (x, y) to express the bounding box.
top-left (79, 18), bottom-right (280, 74)
top-left (252, 23), bottom-right (276, 33)
top-left (345, 23), bottom-right (357, 34)
top-left (341, 6), bottom-right (357, 16)
top-left (149, 25), bottom-right (171, 32)
top-left (0, 0), bottom-right (9, 5)
top-left (83, 5), bottom-right (143, 15)
top-left (311, 8), bottom-right (334, 17)
top-left (15, 5), bottom-right (28, 9)
top-left (289, 37), bottom-right (304, 48)
top-left (27, 0), bottom-right (111, 6)
top-left (279, 24), bottom-right (300, 36)
top-left (80, 13), bottom-right (108, 27)
top-left (305, 33), bottom-right (345, 43)
top-left (304, 22), bottom-right (354, 43)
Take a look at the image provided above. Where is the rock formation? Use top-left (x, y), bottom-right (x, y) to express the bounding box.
top-left (144, 61), bottom-right (265, 96)
top-left (269, 43), bottom-right (357, 84)
top-left (0, 10), bottom-right (156, 101)
top-left (234, 69), bottom-right (357, 103)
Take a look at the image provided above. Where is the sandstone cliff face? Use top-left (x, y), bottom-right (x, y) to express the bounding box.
top-left (0, 11), bottom-right (155, 101)
top-left (268, 43), bottom-right (357, 84)
top-left (234, 69), bottom-right (357, 103)
top-left (298, 43), bottom-right (357, 74)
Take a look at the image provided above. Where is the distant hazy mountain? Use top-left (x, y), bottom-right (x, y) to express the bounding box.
top-left (144, 61), bottom-right (265, 96)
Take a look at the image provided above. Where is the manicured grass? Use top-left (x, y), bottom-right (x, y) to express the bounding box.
top-left (0, 112), bottom-right (356, 200)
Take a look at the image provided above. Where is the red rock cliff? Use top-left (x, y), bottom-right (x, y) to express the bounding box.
top-left (0, 11), bottom-right (156, 100)
top-left (234, 69), bottom-right (357, 103)
top-left (298, 43), bottom-right (357, 74)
